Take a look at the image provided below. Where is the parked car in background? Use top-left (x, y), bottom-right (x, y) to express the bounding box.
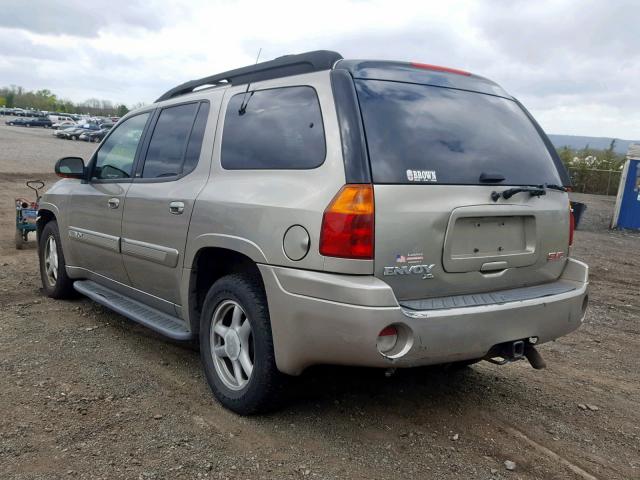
top-left (55, 123), bottom-right (100, 140)
top-left (79, 127), bottom-right (111, 143)
top-left (5, 116), bottom-right (51, 127)
top-left (52, 120), bottom-right (77, 130)
top-left (54, 125), bottom-right (82, 139)
top-left (23, 117), bottom-right (53, 128)
top-left (5, 117), bottom-right (28, 126)
top-left (49, 114), bottom-right (74, 124)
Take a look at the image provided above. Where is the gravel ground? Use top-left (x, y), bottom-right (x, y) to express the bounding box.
top-left (1, 125), bottom-right (639, 479)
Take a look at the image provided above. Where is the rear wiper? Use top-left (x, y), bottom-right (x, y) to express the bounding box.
top-left (541, 183), bottom-right (568, 192)
top-left (491, 186), bottom-right (546, 201)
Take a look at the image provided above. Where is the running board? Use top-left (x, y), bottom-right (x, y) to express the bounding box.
top-left (73, 280), bottom-right (193, 341)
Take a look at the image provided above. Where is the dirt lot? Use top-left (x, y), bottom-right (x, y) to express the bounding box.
top-left (1, 122), bottom-right (639, 480)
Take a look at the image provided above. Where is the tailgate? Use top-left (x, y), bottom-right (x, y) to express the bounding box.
top-left (374, 185), bottom-right (570, 301)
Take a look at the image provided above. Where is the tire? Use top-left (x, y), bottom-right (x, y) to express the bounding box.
top-left (200, 273), bottom-right (285, 415)
top-left (39, 220), bottom-right (75, 299)
top-left (15, 229), bottom-right (25, 250)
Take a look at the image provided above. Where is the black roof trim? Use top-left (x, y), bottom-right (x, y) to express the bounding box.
top-left (156, 50), bottom-right (343, 102)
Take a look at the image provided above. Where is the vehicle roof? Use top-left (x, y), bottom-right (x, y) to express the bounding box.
top-left (154, 50), bottom-right (512, 106)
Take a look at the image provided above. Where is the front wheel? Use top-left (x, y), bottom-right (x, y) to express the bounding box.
top-left (200, 273), bottom-right (285, 415)
top-left (39, 220), bottom-right (75, 299)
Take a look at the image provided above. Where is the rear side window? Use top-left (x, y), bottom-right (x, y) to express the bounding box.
top-left (355, 80), bottom-right (562, 185)
top-left (142, 102), bottom-right (208, 178)
top-left (221, 86), bottom-right (325, 169)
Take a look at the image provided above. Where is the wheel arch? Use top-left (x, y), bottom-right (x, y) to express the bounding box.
top-left (36, 207), bottom-right (57, 244)
top-left (187, 245), bottom-right (266, 338)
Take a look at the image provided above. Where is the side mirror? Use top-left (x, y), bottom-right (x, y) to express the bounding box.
top-left (55, 157), bottom-right (85, 179)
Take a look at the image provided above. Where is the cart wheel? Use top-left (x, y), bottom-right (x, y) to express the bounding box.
top-left (15, 229), bottom-right (25, 250)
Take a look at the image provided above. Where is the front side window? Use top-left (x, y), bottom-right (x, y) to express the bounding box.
top-left (221, 86), bottom-right (325, 169)
top-left (93, 112), bottom-right (150, 180)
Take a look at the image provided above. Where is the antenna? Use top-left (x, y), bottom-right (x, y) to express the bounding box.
top-left (239, 48), bottom-right (262, 115)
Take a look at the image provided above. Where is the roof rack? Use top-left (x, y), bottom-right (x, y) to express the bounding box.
top-left (155, 50), bottom-right (343, 102)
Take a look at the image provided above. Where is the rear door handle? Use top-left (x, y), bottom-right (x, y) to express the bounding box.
top-left (169, 201), bottom-right (185, 215)
top-left (107, 198), bottom-right (120, 209)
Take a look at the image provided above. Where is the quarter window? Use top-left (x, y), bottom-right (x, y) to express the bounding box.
top-left (93, 112), bottom-right (150, 180)
top-left (221, 86), bottom-right (325, 169)
top-left (182, 102), bottom-right (210, 175)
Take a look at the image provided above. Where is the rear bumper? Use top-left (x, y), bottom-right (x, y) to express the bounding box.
top-left (259, 259), bottom-right (588, 375)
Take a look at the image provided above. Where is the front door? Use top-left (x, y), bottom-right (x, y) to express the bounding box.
top-left (121, 100), bottom-right (213, 308)
top-left (66, 112), bottom-right (152, 284)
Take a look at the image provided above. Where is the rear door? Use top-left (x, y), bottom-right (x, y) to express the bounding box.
top-left (354, 78), bottom-right (570, 301)
top-left (120, 99), bottom-right (214, 309)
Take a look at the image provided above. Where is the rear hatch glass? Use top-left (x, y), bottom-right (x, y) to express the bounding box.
top-left (354, 79), bottom-right (570, 301)
top-left (355, 79), bottom-right (562, 186)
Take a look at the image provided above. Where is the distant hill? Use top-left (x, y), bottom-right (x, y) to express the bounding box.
top-left (548, 134), bottom-right (639, 154)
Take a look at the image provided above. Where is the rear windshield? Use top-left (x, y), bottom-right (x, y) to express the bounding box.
top-left (355, 79), bottom-right (562, 185)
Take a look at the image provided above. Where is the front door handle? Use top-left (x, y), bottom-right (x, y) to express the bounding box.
top-left (107, 197), bottom-right (120, 209)
top-left (169, 201), bottom-right (185, 215)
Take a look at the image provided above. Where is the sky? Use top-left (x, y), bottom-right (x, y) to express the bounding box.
top-left (1, 0), bottom-right (638, 139)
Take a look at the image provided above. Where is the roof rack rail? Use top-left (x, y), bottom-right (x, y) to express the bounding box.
top-left (155, 50), bottom-right (343, 102)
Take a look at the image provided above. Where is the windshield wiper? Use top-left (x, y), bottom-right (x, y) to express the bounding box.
top-left (491, 186), bottom-right (546, 201)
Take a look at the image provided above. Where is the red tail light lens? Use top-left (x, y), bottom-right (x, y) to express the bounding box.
top-left (319, 184), bottom-right (374, 259)
top-left (569, 203), bottom-right (575, 246)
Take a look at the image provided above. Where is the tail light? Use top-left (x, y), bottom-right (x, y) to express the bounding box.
top-left (319, 184), bottom-right (374, 259)
top-left (569, 203), bottom-right (575, 246)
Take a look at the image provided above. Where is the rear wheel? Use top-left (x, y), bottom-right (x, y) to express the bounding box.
top-left (14, 229), bottom-right (26, 250)
top-left (39, 221), bottom-right (75, 299)
top-left (200, 273), bottom-right (285, 415)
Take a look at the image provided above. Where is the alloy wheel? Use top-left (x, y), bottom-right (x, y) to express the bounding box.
top-left (210, 300), bottom-right (254, 391)
top-left (43, 235), bottom-right (58, 287)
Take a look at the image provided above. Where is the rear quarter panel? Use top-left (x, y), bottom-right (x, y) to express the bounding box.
top-left (185, 71), bottom-right (372, 274)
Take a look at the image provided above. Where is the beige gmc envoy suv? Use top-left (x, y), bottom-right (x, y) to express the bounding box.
top-left (37, 51), bottom-right (589, 414)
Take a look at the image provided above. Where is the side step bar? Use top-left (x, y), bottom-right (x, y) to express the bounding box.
top-left (73, 280), bottom-right (193, 341)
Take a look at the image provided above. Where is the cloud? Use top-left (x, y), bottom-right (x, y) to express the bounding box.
top-left (0, 0), bottom-right (168, 37)
top-left (0, 0), bottom-right (638, 139)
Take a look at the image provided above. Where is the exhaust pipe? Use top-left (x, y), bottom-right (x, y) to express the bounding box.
top-left (524, 344), bottom-right (546, 370)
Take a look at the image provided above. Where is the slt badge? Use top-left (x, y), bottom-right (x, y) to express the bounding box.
top-left (383, 264), bottom-right (436, 280)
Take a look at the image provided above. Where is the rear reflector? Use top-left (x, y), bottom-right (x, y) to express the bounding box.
top-left (319, 184), bottom-right (374, 259)
top-left (569, 203), bottom-right (575, 246)
top-left (376, 325), bottom-right (398, 355)
top-left (410, 62), bottom-right (471, 76)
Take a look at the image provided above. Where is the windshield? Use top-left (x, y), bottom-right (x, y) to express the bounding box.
top-left (355, 79), bottom-right (562, 185)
